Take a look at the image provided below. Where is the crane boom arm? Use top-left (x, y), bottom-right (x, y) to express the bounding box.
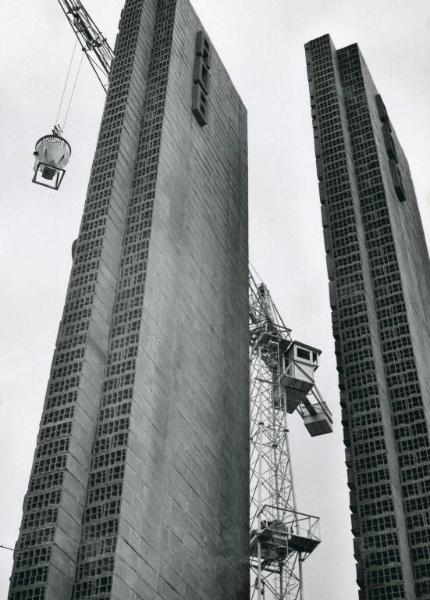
top-left (57, 0), bottom-right (114, 92)
top-left (249, 271), bottom-right (332, 432)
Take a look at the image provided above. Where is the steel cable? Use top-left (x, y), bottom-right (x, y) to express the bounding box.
top-left (55, 40), bottom-right (78, 129)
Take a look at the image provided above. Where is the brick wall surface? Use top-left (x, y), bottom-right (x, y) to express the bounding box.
top-left (9, 1), bottom-right (248, 599)
top-left (306, 34), bottom-right (430, 600)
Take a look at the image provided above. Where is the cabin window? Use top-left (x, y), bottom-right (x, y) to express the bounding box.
top-left (297, 347), bottom-right (311, 361)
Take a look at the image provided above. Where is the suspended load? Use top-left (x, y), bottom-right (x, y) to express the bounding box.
top-left (32, 127), bottom-right (71, 190)
top-left (303, 400), bottom-right (333, 437)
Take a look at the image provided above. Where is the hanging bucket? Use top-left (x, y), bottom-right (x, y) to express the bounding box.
top-left (33, 132), bottom-right (72, 190)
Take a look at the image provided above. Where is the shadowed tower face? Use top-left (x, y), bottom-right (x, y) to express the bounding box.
top-left (305, 34), bottom-right (430, 600)
top-left (8, 1), bottom-right (249, 599)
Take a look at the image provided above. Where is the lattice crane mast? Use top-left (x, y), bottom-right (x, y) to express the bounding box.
top-left (57, 0), bottom-right (114, 92)
top-left (249, 271), bottom-right (333, 600)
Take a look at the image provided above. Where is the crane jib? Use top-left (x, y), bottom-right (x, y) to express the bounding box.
top-left (32, 0), bottom-right (114, 191)
top-left (57, 0), bottom-right (114, 92)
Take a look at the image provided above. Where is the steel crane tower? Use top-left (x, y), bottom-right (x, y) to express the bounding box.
top-left (249, 272), bottom-right (332, 600)
top-left (53, 5), bottom-right (333, 598)
top-left (57, 0), bottom-right (114, 92)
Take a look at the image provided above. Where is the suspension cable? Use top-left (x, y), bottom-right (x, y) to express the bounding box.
top-left (62, 52), bottom-right (84, 130)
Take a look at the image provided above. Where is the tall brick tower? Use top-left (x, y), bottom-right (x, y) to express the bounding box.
top-left (305, 34), bottom-right (430, 600)
top-left (9, 1), bottom-right (248, 599)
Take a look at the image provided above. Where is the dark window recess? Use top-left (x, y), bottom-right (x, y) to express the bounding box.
top-left (192, 85), bottom-right (208, 127)
top-left (297, 348), bottom-right (311, 361)
top-left (389, 159), bottom-right (406, 202)
top-left (345, 425), bottom-right (352, 447)
top-left (356, 564), bottom-right (364, 587)
top-left (316, 156), bottom-right (324, 181)
top-left (323, 227), bottom-right (332, 254)
top-left (72, 239), bottom-right (78, 260)
top-left (321, 203), bottom-right (328, 228)
top-left (382, 123), bottom-right (397, 161)
top-left (375, 94), bottom-right (389, 123)
top-left (329, 280), bottom-right (337, 310)
top-left (196, 30), bottom-right (211, 68)
top-left (318, 180), bottom-right (327, 204)
top-left (326, 254), bottom-right (335, 281)
top-left (194, 56), bottom-right (210, 94)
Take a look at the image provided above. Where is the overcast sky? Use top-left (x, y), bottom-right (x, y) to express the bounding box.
top-left (1, 0), bottom-right (430, 598)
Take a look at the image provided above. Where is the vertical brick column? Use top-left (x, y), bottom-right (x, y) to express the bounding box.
top-left (8, 2), bottom-right (158, 598)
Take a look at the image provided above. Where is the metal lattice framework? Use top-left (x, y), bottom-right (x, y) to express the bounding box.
top-left (57, 0), bottom-right (114, 92)
top-left (249, 270), bottom-right (332, 600)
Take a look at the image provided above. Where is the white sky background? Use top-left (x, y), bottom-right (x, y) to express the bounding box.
top-left (1, 0), bottom-right (430, 598)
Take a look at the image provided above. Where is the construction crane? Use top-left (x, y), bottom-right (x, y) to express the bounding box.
top-left (57, 0), bottom-right (114, 93)
top-left (33, 2), bottom-right (114, 190)
top-left (50, 5), bottom-right (333, 598)
top-left (249, 270), bottom-right (332, 600)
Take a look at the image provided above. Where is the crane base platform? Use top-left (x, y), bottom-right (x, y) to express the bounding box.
top-left (250, 521), bottom-right (320, 567)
